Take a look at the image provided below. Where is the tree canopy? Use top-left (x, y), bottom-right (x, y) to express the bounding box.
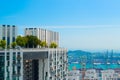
top-left (11, 42), bottom-right (17, 48)
top-left (49, 42), bottom-right (58, 48)
top-left (16, 35), bottom-right (41, 48)
top-left (0, 40), bottom-right (6, 49)
top-left (1, 35), bottom-right (58, 49)
top-left (16, 36), bottom-right (27, 47)
top-left (26, 35), bottom-right (40, 48)
top-left (40, 41), bottom-right (48, 48)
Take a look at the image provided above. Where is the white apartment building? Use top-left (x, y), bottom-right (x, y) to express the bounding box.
top-left (0, 49), bottom-right (23, 80)
top-left (25, 28), bottom-right (59, 47)
top-left (0, 48), bottom-right (68, 80)
top-left (101, 69), bottom-right (119, 80)
top-left (23, 48), bottom-right (68, 80)
top-left (84, 69), bottom-right (99, 80)
top-left (67, 70), bottom-right (81, 80)
top-left (0, 25), bottom-right (17, 47)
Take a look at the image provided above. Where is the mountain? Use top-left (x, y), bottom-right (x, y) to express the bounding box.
top-left (68, 50), bottom-right (91, 58)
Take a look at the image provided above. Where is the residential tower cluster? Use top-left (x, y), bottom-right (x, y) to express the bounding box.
top-left (0, 25), bottom-right (68, 80)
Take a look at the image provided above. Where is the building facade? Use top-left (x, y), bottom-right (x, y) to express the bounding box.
top-left (25, 28), bottom-right (59, 47)
top-left (23, 48), bottom-right (68, 80)
top-left (101, 69), bottom-right (119, 80)
top-left (84, 69), bottom-right (99, 80)
top-left (0, 49), bottom-right (23, 80)
top-left (0, 25), bottom-right (17, 48)
top-left (67, 70), bottom-right (81, 80)
top-left (0, 48), bottom-right (68, 80)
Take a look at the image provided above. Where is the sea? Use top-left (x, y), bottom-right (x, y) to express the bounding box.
top-left (68, 63), bottom-right (120, 70)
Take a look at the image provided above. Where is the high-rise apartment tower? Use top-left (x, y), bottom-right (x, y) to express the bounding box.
top-left (0, 25), bottom-right (17, 47)
top-left (25, 28), bottom-right (59, 47)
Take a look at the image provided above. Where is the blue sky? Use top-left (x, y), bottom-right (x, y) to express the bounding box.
top-left (1, 0), bottom-right (120, 50)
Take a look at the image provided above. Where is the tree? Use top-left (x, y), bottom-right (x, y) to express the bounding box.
top-left (26, 35), bottom-right (40, 48)
top-left (16, 36), bottom-right (27, 47)
top-left (11, 42), bottom-right (17, 48)
top-left (49, 42), bottom-right (58, 48)
top-left (0, 40), bottom-right (6, 49)
top-left (7, 45), bottom-right (10, 49)
top-left (40, 41), bottom-right (48, 48)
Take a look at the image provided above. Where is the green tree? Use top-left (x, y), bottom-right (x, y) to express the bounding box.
top-left (0, 40), bottom-right (6, 49)
top-left (7, 45), bottom-right (10, 49)
top-left (26, 35), bottom-right (40, 48)
top-left (40, 41), bottom-right (48, 48)
top-left (49, 42), bottom-right (58, 48)
top-left (16, 36), bottom-right (27, 47)
top-left (11, 42), bottom-right (17, 48)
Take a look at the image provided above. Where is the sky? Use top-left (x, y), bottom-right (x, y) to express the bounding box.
top-left (1, 0), bottom-right (120, 50)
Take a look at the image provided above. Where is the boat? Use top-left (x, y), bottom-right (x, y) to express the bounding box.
top-left (72, 62), bottom-right (79, 64)
top-left (118, 60), bottom-right (120, 64)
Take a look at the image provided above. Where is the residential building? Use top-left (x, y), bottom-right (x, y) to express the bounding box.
top-left (0, 25), bottom-right (17, 47)
top-left (101, 69), bottom-right (119, 80)
top-left (84, 69), bottom-right (99, 80)
top-left (0, 49), bottom-right (23, 80)
top-left (0, 48), bottom-right (68, 80)
top-left (25, 28), bottom-right (59, 47)
top-left (23, 48), bottom-right (68, 80)
top-left (67, 70), bottom-right (81, 80)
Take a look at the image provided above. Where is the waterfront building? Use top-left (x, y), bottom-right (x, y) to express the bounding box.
top-left (0, 25), bottom-right (17, 47)
top-left (25, 28), bottom-right (59, 47)
top-left (84, 69), bottom-right (99, 80)
top-left (0, 48), bottom-right (68, 80)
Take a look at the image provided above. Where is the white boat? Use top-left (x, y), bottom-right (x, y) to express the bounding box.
top-left (72, 62), bottom-right (79, 64)
top-left (118, 60), bottom-right (120, 64)
top-left (93, 63), bottom-right (101, 64)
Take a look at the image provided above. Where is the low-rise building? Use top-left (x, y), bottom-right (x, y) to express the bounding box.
top-left (84, 69), bottom-right (99, 80)
top-left (101, 69), bottom-right (119, 80)
top-left (67, 70), bottom-right (82, 80)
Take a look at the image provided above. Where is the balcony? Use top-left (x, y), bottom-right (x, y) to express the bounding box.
top-left (17, 56), bottom-right (21, 60)
top-left (57, 69), bottom-right (60, 72)
top-left (12, 61), bottom-right (16, 65)
top-left (50, 58), bottom-right (53, 61)
top-left (50, 67), bottom-right (54, 71)
top-left (49, 77), bottom-right (52, 80)
top-left (60, 57), bottom-right (62, 59)
top-left (17, 72), bottom-right (21, 76)
top-left (13, 73), bottom-right (21, 77)
top-left (16, 63), bottom-right (21, 66)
